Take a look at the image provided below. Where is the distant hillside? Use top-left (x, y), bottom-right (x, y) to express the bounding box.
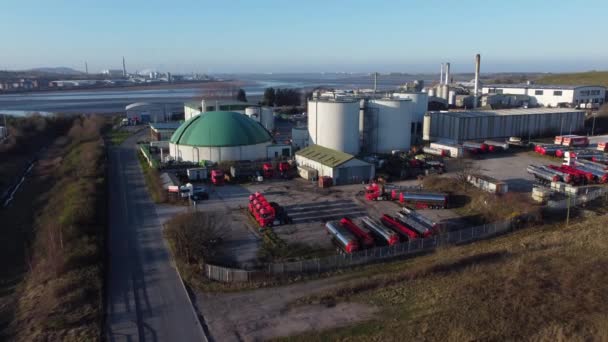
top-left (535, 71), bottom-right (608, 87)
top-left (26, 67), bottom-right (83, 75)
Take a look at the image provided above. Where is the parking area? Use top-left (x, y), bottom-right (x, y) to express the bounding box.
top-left (161, 147), bottom-right (563, 267)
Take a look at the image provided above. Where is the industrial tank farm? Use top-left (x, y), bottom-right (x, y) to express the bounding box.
top-left (245, 106), bottom-right (275, 132)
top-left (308, 98), bottom-right (360, 154)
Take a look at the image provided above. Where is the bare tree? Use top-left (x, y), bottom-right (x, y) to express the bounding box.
top-left (165, 211), bottom-right (226, 264)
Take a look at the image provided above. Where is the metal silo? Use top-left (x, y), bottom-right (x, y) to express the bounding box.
top-left (366, 98), bottom-right (414, 153)
top-left (448, 90), bottom-right (456, 106)
top-left (392, 92), bottom-right (429, 124)
top-left (428, 88), bottom-right (436, 97)
top-left (245, 107), bottom-right (261, 122)
top-left (308, 98), bottom-right (360, 154)
top-left (423, 114), bottom-right (432, 141)
top-left (261, 107), bottom-right (275, 131)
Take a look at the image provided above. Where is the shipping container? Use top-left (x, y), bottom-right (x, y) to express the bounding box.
top-left (562, 135), bottom-right (589, 147)
top-left (466, 174), bottom-right (508, 194)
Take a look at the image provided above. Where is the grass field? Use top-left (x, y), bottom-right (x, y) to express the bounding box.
top-left (535, 71), bottom-right (608, 87)
top-left (280, 199), bottom-right (608, 341)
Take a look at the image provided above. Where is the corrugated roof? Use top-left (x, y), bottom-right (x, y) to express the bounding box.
top-left (484, 84), bottom-right (605, 90)
top-left (150, 122), bottom-right (182, 130)
top-left (296, 144), bottom-right (354, 168)
top-left (429, 108), bottom-right (585, 118)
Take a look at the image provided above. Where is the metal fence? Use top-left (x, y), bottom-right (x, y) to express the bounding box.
top-left (203, 220), bottom-right (511, 283)
top-left (203, 187), bottom-right (608, 283)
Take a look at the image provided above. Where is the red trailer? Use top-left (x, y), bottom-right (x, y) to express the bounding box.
top-left (395, 212), bottom-right (433, 238)
top-left (340, 218), bottom-right (374, 248)
top-left (211, 169), bottom-right (225, 185)
top-left (463, 141), bottom-right (489, 153)
top-left (325, 221), bottom-right (359, 254)
top-left (361, 216), bottom-right (400, 246)
top-left (380, 214), bottom-right (419, 240)
top-left (399, 192), bottom-right (448, 209)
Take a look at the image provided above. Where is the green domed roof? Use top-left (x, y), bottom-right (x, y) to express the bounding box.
top-left (170, 111), bottom-right (272, 147)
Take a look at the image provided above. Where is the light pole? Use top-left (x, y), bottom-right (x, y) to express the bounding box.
top-left (592, 113), bottom-right (597, 136)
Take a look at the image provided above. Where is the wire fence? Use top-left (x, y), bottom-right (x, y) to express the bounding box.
top-left (203, 186), bottom-right (608, 283)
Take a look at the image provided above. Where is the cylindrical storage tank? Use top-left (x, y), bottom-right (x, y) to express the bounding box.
top-left (442, 85), bottom-right (450, 101)
top-left (423, 114), bottom-right (432, 141)
top-left (428, 88), bottom-right (436, 97)
top-left (261, 107), bottom-right (275, 131)
top-left (245, 107), bottom-right (261, 122)
top-left (392, 92), bottom-right (429, 124)
top-left (291, 127), bottom-right (309, 149)
top-left (448, 90), bottom-right (456, 106)
top-left (366, 98), bottom-right (414, 153)
top-left (307, 98), bottom-right (360, 154)
top-left (359, 99), bottom-right (366, 136)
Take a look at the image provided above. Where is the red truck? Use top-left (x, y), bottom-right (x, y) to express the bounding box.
top-left (211, 169), bottom-right (224, 185)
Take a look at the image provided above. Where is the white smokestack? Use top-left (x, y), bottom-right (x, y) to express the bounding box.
top-left (474, 54), bottom-right (480, 109)
top-left (440, 63), bottom-right (444, 85)
top-left (445, 62), bottom-right (451, 85)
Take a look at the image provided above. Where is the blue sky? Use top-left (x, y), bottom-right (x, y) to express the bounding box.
top-left (1, 0), bottom-right (607, 73)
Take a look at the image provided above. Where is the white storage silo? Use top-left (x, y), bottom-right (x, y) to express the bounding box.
top-left (308, 98), bottom-right (360, 154)
top-left (245, 107), bottom-right (261, 122)
top-left (423, 114), bottom-right (432, 141)
top-left (428, 88), bottom-right (436, 97)
top-left (448, 90), bottom-right (456, 106)
top-left (261, 107), bottom-right (275, 131)
top-left (291, 127), bottom-right (309, 149)
top-left (392, 92), bottom-right (429, 124)
top-left (366, 98), bottom-right (414, 153)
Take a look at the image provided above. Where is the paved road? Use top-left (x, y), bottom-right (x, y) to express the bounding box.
top-left (105, 134), bottom-right (206, 342)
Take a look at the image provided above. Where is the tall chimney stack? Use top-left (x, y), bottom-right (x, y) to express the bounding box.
top-left (474, 54), bottom-right (481, 109)
top-left (445, 62), bottom-right (451, 85)
top-left (440, 63), bottom-right (444, 85)
top-left (122, 56), bottom-right (127, 77)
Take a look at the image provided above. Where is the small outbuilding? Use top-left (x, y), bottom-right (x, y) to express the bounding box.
top-left (295, 145), bottom-right (375, 185)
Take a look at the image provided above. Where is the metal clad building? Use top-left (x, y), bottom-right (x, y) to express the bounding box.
top-left (424, 108), bottom-right (586, 142)
top-left (482, 84), bottom-right (606, 108)
top-left (295, 145), bottom-right (375, 185)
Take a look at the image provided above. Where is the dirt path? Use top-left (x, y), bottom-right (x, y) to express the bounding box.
top-left (196, 276), bottom-right (377, 341)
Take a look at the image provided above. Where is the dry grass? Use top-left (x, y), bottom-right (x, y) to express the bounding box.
top-left (281, 208), bottom-right (608, 341)
top-left (422, 175), bottom-right (541, 225)
top-left (535, 71), bottom-right (608, 88)
top-left (4, 116), bottom-right (108, 342)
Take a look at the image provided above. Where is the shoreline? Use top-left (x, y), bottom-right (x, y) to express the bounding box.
top-left (0, 79), bottom-right (257, 96)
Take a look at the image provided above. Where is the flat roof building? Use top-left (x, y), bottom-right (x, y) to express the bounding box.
top-left (482, 84), bottom-right (605, 108)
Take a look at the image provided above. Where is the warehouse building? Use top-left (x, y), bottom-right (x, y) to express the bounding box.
top-left (423, 108), bottom-right (586, 143)
top-left (295, 145), bottom-right (375, 185)
top-left (126, 102), bottom-right (183, 123)
top-left (482, 84), bottom-right (606, 108)
top-left (169, 111), bottom-right (289, 163)
top-left (149, 122), bottom-right (181, 141)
